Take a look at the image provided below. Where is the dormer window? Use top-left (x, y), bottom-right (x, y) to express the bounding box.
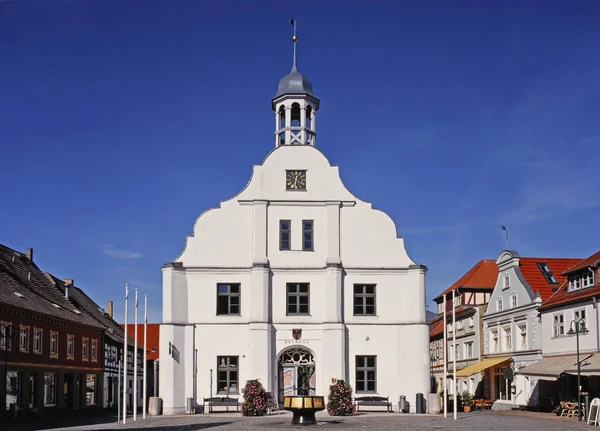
top-left (568, 270), bottom-right (595, 292)
top-left (497, 298), bottom-right (503, 312)
top-left (503, 274), bottom-right (510, 290)
top-left (537, 262), bottom-right (558, 284)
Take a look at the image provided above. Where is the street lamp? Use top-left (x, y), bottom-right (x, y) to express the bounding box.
top-left (567, 318), bottom-right (590, 421)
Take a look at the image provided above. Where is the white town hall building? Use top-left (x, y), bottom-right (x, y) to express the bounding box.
top-left (159, 36), bottom-right (430, 414)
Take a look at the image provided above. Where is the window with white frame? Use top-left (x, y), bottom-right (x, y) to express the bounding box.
top-left (1, 323), bottom-right (13, 351)
top-left (454, 343), bottom-right (460, 361)
top-left (20, 325), bottom-right (29, 352)
top-left (491, 329), bottom-right (499, 353)
top-left (497, 298), bottom-right (503, 312)
top-left (553, 314), bottom-right (564, 337)
top-left (33, 328), bottom-right (42, 354)
top-left (464, 341), bottom-right (474, 359)
top-left (504, 327), bottom-right (512, 351)
top-left (503, 274), bottom-right (510, 290)
top-left (569, 271), bottom-right (595, 292)
top-left (518, 324), bottom-right (527, 350)
top-left (511, 294), bottom-right (517, 308)
top-left (575, 309), bottom-right (587, 331)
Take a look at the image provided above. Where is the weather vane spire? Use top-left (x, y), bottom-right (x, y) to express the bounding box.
top-left (290, 18), bottom-right (297, 70)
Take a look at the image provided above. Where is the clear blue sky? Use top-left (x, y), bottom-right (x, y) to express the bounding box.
top-left (1, 1), bottom-right (599, 323)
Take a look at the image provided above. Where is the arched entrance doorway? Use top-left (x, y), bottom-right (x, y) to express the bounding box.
top-left (278, 347), bottom-right (316, 401)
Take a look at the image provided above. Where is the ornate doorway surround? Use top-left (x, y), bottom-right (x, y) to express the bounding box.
top-left (278, 347), bottom-right (316, 401)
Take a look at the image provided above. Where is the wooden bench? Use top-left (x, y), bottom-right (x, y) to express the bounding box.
top-left (354, 396), bottom-right (392, 412)
top-left (203, 396), bottom-right (241, 413)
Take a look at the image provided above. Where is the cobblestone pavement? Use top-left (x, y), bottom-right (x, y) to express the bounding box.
top-left (40, 410), bottom-right (596, 431)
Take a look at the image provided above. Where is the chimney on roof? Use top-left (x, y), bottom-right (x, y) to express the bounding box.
top-left (64, 282), bottom-right (70, 300)
top-left (26, 248), bottom-right (33, 262)
top-left (64, 278), bottom-right (74, 286)
top-left (108, 301), bottom-right (113, 318)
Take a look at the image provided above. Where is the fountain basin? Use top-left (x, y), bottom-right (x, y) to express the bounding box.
top-left (283, 395), bottom-right (326, 425)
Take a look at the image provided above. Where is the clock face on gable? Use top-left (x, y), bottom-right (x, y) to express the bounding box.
top-left (286, 170), bottom-right (307, 191)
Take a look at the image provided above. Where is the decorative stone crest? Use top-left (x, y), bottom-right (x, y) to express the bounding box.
top-left (292, 329), bottom-right (302, 340)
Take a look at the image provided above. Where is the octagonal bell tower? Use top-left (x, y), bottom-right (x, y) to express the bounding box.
top-left (272, 19), bottom-right (320, 147)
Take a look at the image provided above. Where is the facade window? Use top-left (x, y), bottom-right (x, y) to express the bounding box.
top-left (497, 298), bottom-right (503, 312)
top-left (464, 341), bottom-right (474, 359)
top-left (503, 274), bottom-right (510, 290)
top-left (280, 220), bottom-right (291, 250)
top-left (553, 314), bottom-right (564, 337)
top-left (302, 220), bottom-right (314, 251)
top-left (33, 328), bottom-right (42, 354)
top-left (491, 329), bottom-right (499, 353)
top-left (511, 294), bottom-right (517, 308)
top-left (20, 325), bottom-right (30, 352)
top-left (44, 373), bottom-right (56, 406)
top-left (575, 309), bottom-right (587, 330)
top-left (216, 283), bottom-right (241, 315)
top-left (504, 327), bottom-right (512, 351)
top-left (454, 343), bottom-right (460, 361)
top-left (518, 324), bottom-right (527, 350)
top-left (86, 375), bottom-right (97, 405)
top-left (91, 339), bottom-right (97, 362)
top-left (287, 283), bottom-right (310, 315)
top-left (50, 331), bottom-right (58, 357)
top-left (355, 355), bottom-right (376, 393)
top-left (82, 337), bottom-right (89, 361)
top-left (570, 272), bottom-right (595, 291)
top-left (1, 323), bottom-right (13, 351)
top-left (217, 356), bottom-right (239, 394)
top-left (353, 284), bottom-right (376, 316)
top-left (67, 334), bottom-right (74, 359)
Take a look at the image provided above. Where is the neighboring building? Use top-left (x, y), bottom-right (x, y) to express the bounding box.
top-left (159, 40), bottom-right (430, 414)
top-left (429, 260), bottom-right (497, 398)
top-left (520, 249), bottom-right (600, 407)
top-left (480, 250), bottom-right (580, 408)
top-left (123, 323), bottom-right (160, 398)
top-left (0, 245), bottom-right (104, 415)
top-left (45, 276), bottom-right (144, 412)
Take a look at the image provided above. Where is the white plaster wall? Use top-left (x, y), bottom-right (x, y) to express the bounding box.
top-left (541, 301), bottom-right (599, 355)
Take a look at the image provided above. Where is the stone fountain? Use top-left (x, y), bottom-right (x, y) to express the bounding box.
top-left (282, 365), bottom-right (325, 425)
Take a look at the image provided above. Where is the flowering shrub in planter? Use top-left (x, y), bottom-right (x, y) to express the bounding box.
top-left (241, 379), bottom-right (268, 416)
top-left (326, 380), bottom-right (354, 416)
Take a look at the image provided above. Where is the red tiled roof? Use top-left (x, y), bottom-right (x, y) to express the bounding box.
top-left (519, 257), bottom-right (581, 301)
top-left (562, 250), bottom-right (600, 275)
top-left (539, 280), bottom-right (600, 311)
top-left (122, 323), bottom-right (160, 361)
top-left (433, 260), bottom-right (498, 302)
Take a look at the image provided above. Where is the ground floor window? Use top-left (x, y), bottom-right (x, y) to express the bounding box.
top-left (5, 371), bottom-right (20, 411)
top-left (44, 373), bottom-right (57, 406)
top-left (356, 355), bottom-right (377, 393)
top-left (86, 374), bottom-right (97, 405)
top-left (217, 356), bottom-right (238, 394)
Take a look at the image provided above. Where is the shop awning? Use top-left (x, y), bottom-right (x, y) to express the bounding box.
top-left (517, 354), bottom-right (591, 381)
top-left (456, 357), bottom-right (511, 377)
top-left (564, 353), bottom-right (600, 377)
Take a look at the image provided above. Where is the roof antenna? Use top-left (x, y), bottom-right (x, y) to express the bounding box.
top-left (290, 18), bottom-right (297, 71)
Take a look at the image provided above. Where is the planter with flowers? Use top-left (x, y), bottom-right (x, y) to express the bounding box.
top-left (241, 379), bottom-right (268, 416)
top-left (326, 380), bottom-right (354, 416)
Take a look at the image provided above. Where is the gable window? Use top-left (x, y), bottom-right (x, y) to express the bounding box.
top-left (553, 314), bottom-right (564, 337)
top-left (50, 331), bottom-right (58, 358)
top-left (287, 283), bottom-right (310, 315)
top-left (217, 283), bottom-right (241, 315)
top-left (497, 298), bottom-right (503, 312)
top-left (82, 338), bottom-right (89, 361)
top-left (280, 220), bottom-right (291, 250)
top-left (1, 323), bottom-right (13, 351)
top-left (354, 284), bottom-right (376, 316)
top-left (67, 334), bottom-right (74, 359)
top-left (33, 328), bottom-right (42, 354)
top-left (537, 262), bottom-right (558, 284)
top-left (302, 220), bottom-right (314, 251)
top-left (355, 355), bottom-right (377, 393)
top-left (511, 294), bottom-right (517, 308)
top-left (217, 356), bottom-right (239, 394)
top-left (20, 325), bottom-right (30, 352)
top-left (575, 309), bottom-right (587, 331)
top-left (503, 274), bottom-right (510, 290)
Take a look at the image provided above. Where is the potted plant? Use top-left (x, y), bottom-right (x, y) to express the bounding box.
top-left (462, 391), bottom-right (473, 413)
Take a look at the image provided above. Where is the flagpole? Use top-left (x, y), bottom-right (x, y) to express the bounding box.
top-left (452, 289), bottom-right (457, 421)
top-left (502, 226), bottom-right (509, 249)
top-left (143, 293), bottom-right (148, 419)
top-left (443, 294), bottom-right (447, 418)
top-left (134, 288), bottom-right (139, 421)
top-left (122, 284), bottom-right (128, 424)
